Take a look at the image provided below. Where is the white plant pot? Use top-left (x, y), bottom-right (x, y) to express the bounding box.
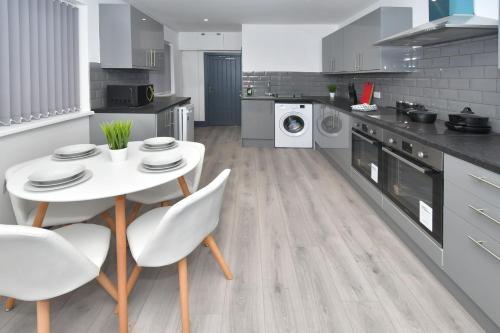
top-left (329, 92), bottom-right (336, 100)
top-left (109, 147), bottom-right (128, 163)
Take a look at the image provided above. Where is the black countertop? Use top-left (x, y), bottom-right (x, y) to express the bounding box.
top-left (94, 96), bottom-right (191, 114)
top-left (242, 95), bottom-right (500, 174)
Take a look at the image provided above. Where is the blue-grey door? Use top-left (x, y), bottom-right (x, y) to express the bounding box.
top-left (204, 53), bottom-right (242, 126)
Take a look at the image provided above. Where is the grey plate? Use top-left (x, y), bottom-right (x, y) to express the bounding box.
top-left (30, 171), bottom-right (86, 187)
top-left (143, 158), bottom-right (183, 169)
top-left (52, 149), bottom-right (101, 161)
top-left (24, 170), bottom-right (93, 192)
top-left (140, 142), bottom-right (178, 152)
top-left (138, 159), bottom-right (186, 173)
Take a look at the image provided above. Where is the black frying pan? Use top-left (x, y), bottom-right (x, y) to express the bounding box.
top-left (408, 110), bottom-right (437, 123)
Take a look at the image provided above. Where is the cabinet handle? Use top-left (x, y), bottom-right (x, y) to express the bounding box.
top-left (468, 174), bottom-right (500, 190)
top-left (467, 235), bottom-right (500, 262)
top-left (468, 205), bottom-right (500, 226)
top-left (153, 50), bottom-right (156, 67)
top-left (333, 58), bottom-right (336, 71)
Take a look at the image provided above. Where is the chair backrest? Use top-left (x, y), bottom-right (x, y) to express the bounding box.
top-left (0, 225), bottom-right (99, 301)
top-left (185, 142), bottom-right (205, 192)
top-left (136, 169), bottom-right (230, 267)
top-left (5, 162), bottom-right (37, 225)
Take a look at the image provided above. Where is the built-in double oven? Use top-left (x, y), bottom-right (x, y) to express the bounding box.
top-left (351, 121), bottom-right (444, 246)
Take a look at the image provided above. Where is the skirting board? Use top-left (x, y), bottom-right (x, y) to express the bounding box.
top-left (316, 145), bottom-right (500, 333)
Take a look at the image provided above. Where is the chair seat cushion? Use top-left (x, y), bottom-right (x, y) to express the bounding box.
top-left (53, 224), bottom-right (111, 268)
top-left (127, 181), bottom-right (192, 205)
top-left (127, 207), bottom-right (170, 262)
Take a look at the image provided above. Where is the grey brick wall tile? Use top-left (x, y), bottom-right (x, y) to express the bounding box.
top-left (459, 66), bottom-right (484, 78)
top-left (440, 44), bottom-right (460, 57)
top-left (431, 78), bottom-right (449, 89)
top-left (449, 78), bottom-right (469, 89)
top-left (439, 89), bottom-right (458, 100)
top-left (432, 57), bottom-right (450, 68)
top-left (458, 90), bottom-right (482, 103)
top-left (471, 52), bottom-right (497, 66)
top-left (470, 79), bottom-right (497, 92)
top-left (483, 66), bottom-right (499, 78)
top-left (424, 47), bottom-right (441, 58)
top-left (449, 54), bottom-right (471, 67)
top-left (484, 38), bottom-right (498, 53)
top-left (483, 92), bottom-right (500, 105)
top-left (459, 40), bottom-right (484, 55)
top-left (441, 68), bottom-right (461, 78)
top-left (416, 78), bottom-right (432, 87)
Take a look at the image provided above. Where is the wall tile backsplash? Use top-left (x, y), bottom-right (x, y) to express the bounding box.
top-left (89, 62), bottom-right (149, 109)
top-left (242, 72), bottom-right (336, 97)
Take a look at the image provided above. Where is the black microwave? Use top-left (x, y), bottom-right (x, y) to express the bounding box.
top-left (107, 84), bottom-right (154, 107)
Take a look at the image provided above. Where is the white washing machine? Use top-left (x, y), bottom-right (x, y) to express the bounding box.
top-left (275, 103), bottom-right (313, 148)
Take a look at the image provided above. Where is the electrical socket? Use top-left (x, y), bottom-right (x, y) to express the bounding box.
top-left (373, 91), bottom-right (381, 99)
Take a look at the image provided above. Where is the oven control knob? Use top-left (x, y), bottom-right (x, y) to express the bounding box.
top-left (369, 129), bottom-right (375, 135)
top-left (418, 151), bottom-right (427, 159)
top-left (388, 138), bottom-right (395, 144)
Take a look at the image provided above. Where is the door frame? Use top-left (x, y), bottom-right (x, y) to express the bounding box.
top-left (204, 52), bottom-right (242, 126)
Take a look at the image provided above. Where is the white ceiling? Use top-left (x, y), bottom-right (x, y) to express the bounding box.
top-left (128, 0), bottom-right (377, 31)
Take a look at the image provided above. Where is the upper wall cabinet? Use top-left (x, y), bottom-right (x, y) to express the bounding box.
top-left (99, 4), bottom-right (164, 70)
top-left (179, 32), bottom-right (242, 51)
top-left (322, 7), bottom-right (415, 74)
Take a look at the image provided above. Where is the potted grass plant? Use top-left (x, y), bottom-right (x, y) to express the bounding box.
top-left (100, 120), bottom-right (132, 162)
top-left (328, 84), bottom-right (337, 100)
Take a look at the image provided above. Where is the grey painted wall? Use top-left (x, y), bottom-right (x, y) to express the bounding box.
top-left (89, 62), bottom-right (150, 109)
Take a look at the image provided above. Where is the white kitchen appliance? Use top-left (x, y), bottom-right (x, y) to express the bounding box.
top-left (275, 103), bottom-right (313, 148)
top-left (175, 104), bottom-right (195, 141)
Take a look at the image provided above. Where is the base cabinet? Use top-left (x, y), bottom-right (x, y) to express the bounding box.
top-left (241, 100), bottom-right (274, 147)
top-left (444, 208), bottom-right (500, 327)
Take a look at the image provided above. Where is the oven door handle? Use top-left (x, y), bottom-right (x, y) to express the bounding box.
top-left (382, 147), bottom-right (431, 174)
top-left (352, 130), bottom-right (377, 145)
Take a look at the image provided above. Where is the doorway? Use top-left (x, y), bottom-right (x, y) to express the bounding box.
top-left (204, 53), bottom-right (242, 126)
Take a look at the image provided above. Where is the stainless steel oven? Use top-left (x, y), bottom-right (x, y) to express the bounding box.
top-left (351, 121), bottom-right (383, 188)
top-left (382, 130), bottom-right (443, 245)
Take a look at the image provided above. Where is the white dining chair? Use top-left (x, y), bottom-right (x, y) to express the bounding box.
top-left (0, 223), bottom-right (117, 333)
top-left (3, 162), bottom-right (116, 311)
top-left (6, 163), bottom-right (115, 229)
top-left (125, 142), bottom-right (205, 223)
top-left (125, 169), bottom-right (232, 333)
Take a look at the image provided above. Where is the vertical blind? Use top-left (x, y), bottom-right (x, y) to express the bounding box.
top-left (0, 0), bottom-right (80, 126)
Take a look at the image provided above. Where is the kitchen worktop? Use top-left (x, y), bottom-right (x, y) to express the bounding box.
top-left (94, 96), bottom-right (191, 114)
top-left (242, 95), bottom-right (500, 174)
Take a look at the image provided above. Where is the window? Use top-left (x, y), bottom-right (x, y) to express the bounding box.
top-left (0, 0), bottom-right (80, 127)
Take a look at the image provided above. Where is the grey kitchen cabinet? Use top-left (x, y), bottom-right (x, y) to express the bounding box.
top-left (241, 100), bottom-right (274, 147)
top-left (444, 208), bottom-right (500, 328)
top-left (322, 30), bottom-right (344, 73)
top-left (99, 4), bottom-right (164, 70)
top-left (89, 109), bottom-right (176, 146)
top-left (322, 7), bottom-right (414, 73)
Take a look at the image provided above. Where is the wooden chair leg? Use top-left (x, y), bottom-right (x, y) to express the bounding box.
top-left (114, 265), bottom-right (142, 314)
top-left (178, 176), bottom-right (191, 197)
top-left (36, 300), bottom-right (50, 333)
top-left (160, 200), bottom-right (171, 207)
top-left (100, 211), bottom-right (116, 234)
top-left (204, 235), bottom-right (233, 280)
top-left (178, 258), bottom-right (190, 333)
top-left (127, 203), bottom-right (142, 226)
top-left (96, 272), bottom-right (118, 302)
top-left (4, 297), bottom-right (15, 311)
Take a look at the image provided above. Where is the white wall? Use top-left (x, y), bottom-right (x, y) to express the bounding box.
top-left (181, 51), bottom-right (205, 121)
top-left (0, 118), bottom-right (90, 225)
top-left (475, 0), bottom-right (499, 19)
top-left (179, 32), bottom-right (242, 51)
top-left (241, 24), bottom-right (336, 72)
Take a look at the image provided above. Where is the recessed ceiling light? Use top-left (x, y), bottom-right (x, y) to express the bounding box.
top-left (141, 18), bottom-right (147, 21)
top-left (203, 18), bottom-right (208, 22)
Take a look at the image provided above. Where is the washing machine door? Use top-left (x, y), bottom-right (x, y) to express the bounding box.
top-left (318, 107), bottom-right (343, 137)
top-left (280, 112), bottom-right (307, 136)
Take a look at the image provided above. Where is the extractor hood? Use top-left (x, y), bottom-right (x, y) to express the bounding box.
top-left (374, 14), bottom-right (498, 47)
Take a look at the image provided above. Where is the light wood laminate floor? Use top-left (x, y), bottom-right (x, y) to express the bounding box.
top-left (0, 126), bottom-right (484, 332)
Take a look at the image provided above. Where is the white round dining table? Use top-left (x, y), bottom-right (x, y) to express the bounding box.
top-left (6, 141), bottom-right (202, 333)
